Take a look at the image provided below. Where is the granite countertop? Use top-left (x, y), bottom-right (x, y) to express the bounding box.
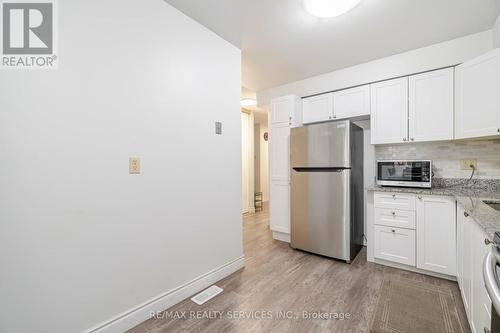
top-left (367, 183), bottom-right (500, 239)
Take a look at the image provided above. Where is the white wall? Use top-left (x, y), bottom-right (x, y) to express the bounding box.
top-left (494, 13), bottom-right (500, 47)
top-left (0, 1), bottom-right (242, 333)
top-left (257, 30), bottom-right (493, 105)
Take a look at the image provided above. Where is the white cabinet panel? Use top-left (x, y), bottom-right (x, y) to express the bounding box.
top-left (302, 93), bottom-right (333, 124)
top-left (374, 225), bottom-right (416, 266)
top-left (416, 196), bottom-right (456, 276)
top-left (409, 68), bottom-right (454, 142)
top-left (374, 192), bottom-right (416, 211)
top-left (374, 208), bottom-right (416, 230)
top-left (270, 181), bottom-right (290, 234)
top-left (455, 48), bottom-right (500, 139)
top-left (271, 95), bottom-right (302, 127)
top-left (461, 207), bottom-right (473, 318)
top-left (471, 221), bottom-right (492, 333)
top-left (370, 77), bottom-right (409, 144)
top-left (456, 205), bottom-right (465, 289)
top-left (269, 123), bottom-right (290, 182)
top-left (333, 85), bottom-right (370, 120)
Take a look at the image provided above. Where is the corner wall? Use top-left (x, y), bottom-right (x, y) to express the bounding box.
top-left (0, 1), bottom-right (242, 332)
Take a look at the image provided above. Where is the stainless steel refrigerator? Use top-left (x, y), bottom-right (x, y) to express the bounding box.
top-left (290, 120), bottom-right (364, 263)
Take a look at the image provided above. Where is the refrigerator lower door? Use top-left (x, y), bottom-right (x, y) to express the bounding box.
top-left (291, 168), bottom-right (350, 260)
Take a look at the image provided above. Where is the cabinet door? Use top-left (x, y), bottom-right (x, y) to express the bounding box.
top-left (333, 85), bottom-right (370, 120)
top-left (456, 205), bottom-right (465, 289)
top-left (455, 48), bottom-right (500, 139)
top-left (370, 77), bottom-right (409, 144)
top-left (409, 68), bottom-right (454, 142)
top-left (270, 181), bottom-right (290, 234)
top-left (416, 196), bottom-right (456, 275)
top-left (374, 225), bottom-right (416, 266)
top-left (271, 95), bottom-right (302, 126)
top-left (302, 93), bottom-right (333, 124)
top-left (471, 221), bottom-right (492, 333)
top-left (269, 123), bottom-right (290, 181)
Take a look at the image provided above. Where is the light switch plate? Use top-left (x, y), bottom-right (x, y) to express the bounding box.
top-left (215, 122), bottom-right (222, 135)
top-left (460, 159), bottom-right (477, 170)
top-left (129, 157), bottom-right (141, 174)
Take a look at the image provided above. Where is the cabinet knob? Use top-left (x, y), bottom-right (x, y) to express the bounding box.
top-left (410, 138), bottom-right (415, 141)
top-left (485, 327), bottom-right (491, 333)
top-left (403, 138), bottom-right (407, 142)
top-left (497, 128), bottom-right (500, 133)
top-left (392, 194), bottom-right (396, 199)
top-left (333, 115), bottom-right (337, 119)
top-left (289, 116), bottom-right (292, 120)
top-left (464, 211), bottom-right (469, 218)
top-left (485, 238), bottom-right (493, 245)
top-left (391, 229), bottom-right (396, 233)
top-left (391, 211), bottom-right (396, 215)
top-left (328, 116), bottom-right (332, 119)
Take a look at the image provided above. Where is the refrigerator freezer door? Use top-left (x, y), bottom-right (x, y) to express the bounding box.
top-left (291, 169), bottom-right (350, 260)
top-left (290, 121), bottom-right (350, 168)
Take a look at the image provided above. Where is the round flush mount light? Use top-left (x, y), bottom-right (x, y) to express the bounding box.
top-left (303, 0), bottom-right (362, 18)
top-left (241, 98), bottom-right (257, 107)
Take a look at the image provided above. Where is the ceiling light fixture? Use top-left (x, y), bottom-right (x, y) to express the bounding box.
top-left (241, 98), bottom-right (257, 107)
top-left (303, 0), bottom-right (361, 18)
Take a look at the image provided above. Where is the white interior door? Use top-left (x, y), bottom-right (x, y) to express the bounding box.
top-left (241, 112), bottom-right (251, 213)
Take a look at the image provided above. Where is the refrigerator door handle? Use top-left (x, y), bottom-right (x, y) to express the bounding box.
top-left (292, 167), bottom-right (351, 172)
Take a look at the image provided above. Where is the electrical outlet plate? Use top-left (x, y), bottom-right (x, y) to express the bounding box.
top-left (129, 157), bottom-right (141, 174)
top-left (460, 159), bottom-right (477, 170)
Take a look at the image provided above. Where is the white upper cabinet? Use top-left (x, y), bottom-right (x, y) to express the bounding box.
top-left (409, 68), bottom-right (454, 142)
top-left (333, 85), bottom-right (370, 120)
top-left (271, 95), bottom-right (302, 128)
top-left (302, 93), bottom-right (333, 124)
top-left (455, 48), bottom-right (500, 139)
top-left (416, 195), bottom-right (456, 276)
top-left (370, 77), bottom-right (409, 144)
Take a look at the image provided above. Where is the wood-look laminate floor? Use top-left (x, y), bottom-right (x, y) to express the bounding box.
top-left (128, 207), bottom-right (470, 333)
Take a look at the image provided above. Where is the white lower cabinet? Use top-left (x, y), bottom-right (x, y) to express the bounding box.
top-left (373, 192), bottom-right (455, 275)
top-left (457, 205), bottom-right (492, 333)
top-left (374, 225), bottom-right (416, 265)
top-left (416, 196), bottom-right (456, 276)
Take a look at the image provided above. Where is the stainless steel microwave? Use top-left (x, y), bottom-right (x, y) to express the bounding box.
top-left (376, 160), bottom-right (432, 188)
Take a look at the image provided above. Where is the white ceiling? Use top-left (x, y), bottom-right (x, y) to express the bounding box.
top-left (164, 0), bottom-right (500, 92)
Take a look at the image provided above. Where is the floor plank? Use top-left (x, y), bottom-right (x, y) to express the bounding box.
top-left (128, 207), bottom-right (470, 333)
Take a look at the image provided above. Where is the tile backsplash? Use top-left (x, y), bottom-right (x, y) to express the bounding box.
top-left (375, 139), bottom-right (500, 179)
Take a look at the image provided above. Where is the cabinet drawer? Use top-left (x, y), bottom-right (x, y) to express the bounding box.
top-left (374, 208), bottom-right (416, 229)
top-left (374, 225), bottom-right (416, 266)
top-left (374, 192), bottom-right (416, 211)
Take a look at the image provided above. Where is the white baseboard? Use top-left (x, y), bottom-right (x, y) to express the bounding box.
top-left (272, 231), bottom-right (290, 243)
top-left (371, 258), bottom-right (456, 281)
top-left (85, 255), bottom-right (245, 333)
